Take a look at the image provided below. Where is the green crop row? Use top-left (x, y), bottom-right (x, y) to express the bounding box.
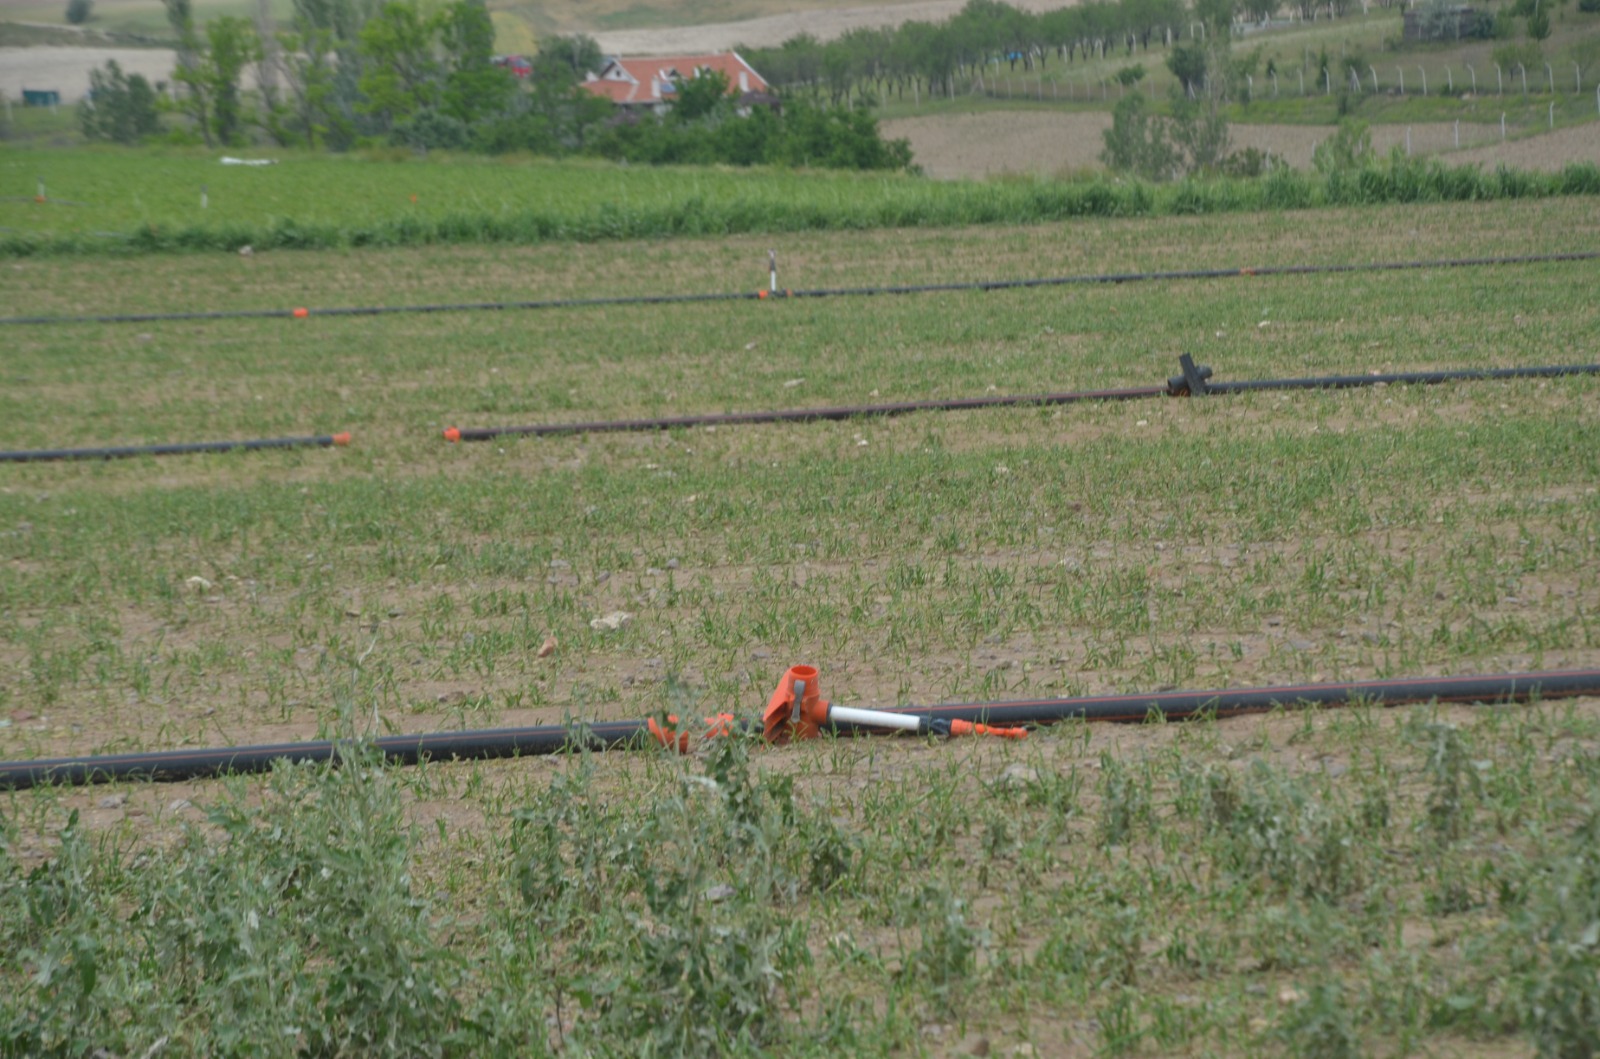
top-left (3, 147), bottom-right (1598, 256)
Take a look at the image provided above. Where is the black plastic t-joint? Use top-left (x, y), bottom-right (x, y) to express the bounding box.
top-left (1169, 354), bottom-right (1214, 396)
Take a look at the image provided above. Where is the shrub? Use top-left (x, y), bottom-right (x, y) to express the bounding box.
top-left (65, 0), bottom-right (92, 24)
top-left (391, 108), bottom-right (470, 152)
top-left (1100, 93), bottom-right (1179, 181)
top-left (1312, 119), bottom-right (1375, 176)
top-left (79, 60), bottom-right (160, 144)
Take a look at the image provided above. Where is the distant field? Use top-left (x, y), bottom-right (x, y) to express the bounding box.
top-left (3, 196), bottom-right (1600, 1054)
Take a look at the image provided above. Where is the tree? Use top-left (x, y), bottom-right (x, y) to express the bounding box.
top-left (1241, 0), bottom-right (1278, 23)
top-left (1526, 0), bottom-right (1551, 41)
top-left (439, 0), bottom-right (513, 124)
top-left (530, 34), bottom-right (602, 85)
top-left (1100, 91), bottom-right (1178, 178)
top-left (356, 0), bottom-right (441, 132)
top-left (80, 60), bottom-right (160, 142)
top-left (203, 16), bottom-right (261, 145)
top-left (671, 68), bottom-right (731, 124)
top-left (1168, 92), bottom-right (1229, 172)
top-left (1167, 41), bottom-right (1206, 95)
top-left (66, 0), bottom-right (93, 25)
top-left (272, 22), bottom-right (354, 147)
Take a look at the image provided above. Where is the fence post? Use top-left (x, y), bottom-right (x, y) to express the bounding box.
top-left (1419, 66), bottom-right (1426, 95)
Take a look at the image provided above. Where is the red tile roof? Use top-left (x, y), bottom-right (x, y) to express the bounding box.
top-left (580, 52), bottom-right (769, 106)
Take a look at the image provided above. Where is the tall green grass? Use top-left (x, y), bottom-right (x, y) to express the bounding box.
top-left (3, 147), bottom-right (1597, 256)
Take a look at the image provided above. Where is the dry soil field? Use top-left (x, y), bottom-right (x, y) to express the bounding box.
top-left (882, 110), bottom-right (1600, 178)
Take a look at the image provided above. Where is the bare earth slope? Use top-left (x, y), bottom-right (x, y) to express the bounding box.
top-left (2, 45), bottom-right (179, 101)
top-left (591, 0), bottom-right (1080, 54)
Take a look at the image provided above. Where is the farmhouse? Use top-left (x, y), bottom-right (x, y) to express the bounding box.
top-left (580, 52), bottom-right (771, 115)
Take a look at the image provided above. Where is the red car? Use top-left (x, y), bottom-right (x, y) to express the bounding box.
top-left (492, 55), bottom-right (532, 78)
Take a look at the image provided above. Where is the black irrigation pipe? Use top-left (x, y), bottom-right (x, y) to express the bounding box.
top-left (4, 668), bottom-right (1598, 790)
top-left (2, 250), bottom-right (1595, 327)
top-left (443, 386), bottom-right (1169, 440)
top-left (1168, 354), bottom-right (1600, 396)
top-left (446, 358), bottom-right (1600, 441)
top-left (0, 432), bottom-right (350, 464)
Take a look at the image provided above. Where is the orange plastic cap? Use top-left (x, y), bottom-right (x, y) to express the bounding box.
top-left (757, 290), bottom-right (768, 300)
top-left (292, 307), bottom-right (309, 318)
top-left (443, 427), bottom-right (461, 443)
top-left (331, 432), bottom-right (351, 446)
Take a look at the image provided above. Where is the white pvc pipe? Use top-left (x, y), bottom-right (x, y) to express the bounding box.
top-left (828, 705), bottom-right (924, 732)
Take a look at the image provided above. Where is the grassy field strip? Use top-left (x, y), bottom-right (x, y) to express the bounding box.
top-left (2, 229), bottom-right (1595, 453)
top-left (5, 197), bottom-right (1596, 317)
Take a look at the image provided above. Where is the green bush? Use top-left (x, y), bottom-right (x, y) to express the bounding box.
top-left (79, 60), bottom-right (160, 144)
top-left (1312, 119), bottom-right (1375, 176)
top-left (65, 0), bottom-right (92, 24)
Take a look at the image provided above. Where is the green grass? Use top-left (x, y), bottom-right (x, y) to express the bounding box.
top-left (3, 145), bottom-right (1598, 257)
top-left (1, 196), bottom-right (1599, 1055)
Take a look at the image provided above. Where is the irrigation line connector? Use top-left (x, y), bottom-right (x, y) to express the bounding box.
top-left (645, 665), bottom-right (1024, 753)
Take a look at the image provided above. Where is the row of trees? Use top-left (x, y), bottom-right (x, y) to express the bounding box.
top-left (740, 0), bottom-right (1388, 104)
top-left (80, 0), bottom-right (913, 169)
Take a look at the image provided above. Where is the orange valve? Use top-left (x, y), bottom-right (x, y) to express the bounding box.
top-left (762, 664), bottom-right (831, 743)
top-left (332, 432), bottom-right (351, 446)
top-left (443, 427), bottom-right (462, 443)
top-left (292, 307), bottom-right (309, 318)
top-left (763, 664), bottom-right (1026, 742)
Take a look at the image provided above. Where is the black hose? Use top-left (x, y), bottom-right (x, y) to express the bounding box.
top-left (850, 668), bottom-right (1600, 730)
top-left (2, 251), bottom-right (1593, 327)
top-left (0, 432), bottom-right (350, 464)
top-left (0, 720), bottom-right (648, 790)
top-left (4, 668), bottom-right (1596, 790)
top-left (448, 359), bottom-right (1600, 441)
top-left (444, 386), bottom-right (1168, 441)
top-left (1170, 355), bottom-right (1600, 396)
